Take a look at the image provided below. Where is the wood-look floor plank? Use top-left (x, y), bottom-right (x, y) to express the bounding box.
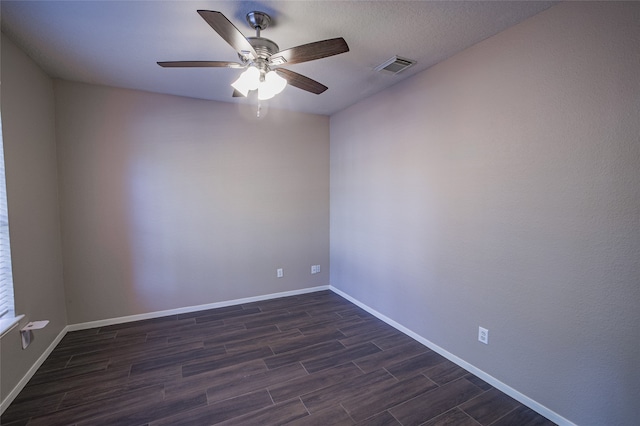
top-left (219, 308), bottom-right (293, 327)
top-left (0, 419), bottom-right (29, 426)
top-left (273, 311), bottom-right (344, 331)
top-left (224, 329), bottom-right (303, 354)
top-left (269, 329), bottom-right (346, 354)
top-left (298, 316), bottom-right (366, 336)
top-left (490, 405), bottom-right (557, 426)
top-left (338, 319), bottom-right (395, 337)
top-left (163, 359), bottom-right (268, 400)
top-left (26, 358), bottom-right (110, 386)
top-left (297, 303), bottom-right (357, 318)
top-left (77, 392), bottom-right (208, 426)
top-left (342, 374), bottom-right (439, 422)
top-left (263, 340), bottom-right (345, 370)
top-left (0, 393), bottom-right (64, 424)
top-left (13, 365), bottom-right (131, 403)
top-left (243, 310), bottom-right (311, 329)
top-left (150, 389), bottom-right (273, 426)
top-left (58, 369), bottom-right (161, 410)
top-left (268, 361), bottom-right (363, 403)
top-left (301, 369), bottom-right (398, 414)
top-left (285, 298), bottom-right (349, 314)
top-left (388, 378), bottom-right (484, 425)
top-left (285, 404), bottom-right (355, 425)
top-left (206, 362), bottom-right (307, 403)
top-left (337, 309), bottom-right (372, 320)
top-left (201, 324), bottom-right (279, 347)
top-left (338, 325), bottom-right (398, 347)
top-left (26, 384), bottom-right (166, 426)
top-left (465, 375), bottom-right (493, 391)
top-left (164, 323), bottom-right (244, 345)
top-left (214, 398), bottom-right (309, 425)
top-left (50, 333), bottom-right (148, 360)
top-left (356, 410), bottom-right (403, 426)
top-left (459, 387), bottom-right (521, 425)
top-left (301, 341), bottom-right (382, 374)
top-left (129, 345), bottom-right (227, 376)
top-left (423, 358), bottom-right (472, 385)
top-left (33, 355), bottom-right (72, 373)
top-left (385, 350), bottom-right (448, 380)
top-left (181, 345), bottom-right (274, 377)
top-left (122, 363), bottom-right (183, 386)
top-left (354, 340), bottom-right (429, 373)
top-left (69, 339), bottom-right (205, 368)
top-left (420, 407), bottom-right (482, 426)
top-left (53, 330), bottom-right (116, 350)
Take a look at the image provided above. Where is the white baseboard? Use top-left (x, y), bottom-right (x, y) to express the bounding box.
top-left (67, 286), bottom-right (330, 332)
top-left (329, 286), bottom-right (575, 426)
top-left (0, 325), bottom-right (69, 414)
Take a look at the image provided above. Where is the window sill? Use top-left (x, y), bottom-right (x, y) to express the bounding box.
top-left (0, 314), bottom-right (25, 338)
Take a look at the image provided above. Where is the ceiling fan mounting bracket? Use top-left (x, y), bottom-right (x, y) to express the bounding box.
top-left (246, 11), bottom-right (272, 32)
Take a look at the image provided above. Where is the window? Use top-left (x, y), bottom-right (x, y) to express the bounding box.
top-left (0, 115), bottom-right (15, 320)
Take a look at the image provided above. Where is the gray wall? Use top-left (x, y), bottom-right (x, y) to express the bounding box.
top-left (330, 3), bottom-right (639, 426)
top-left (0, 36), bottom-right (67, 401)
top-left (2, 2), bottom-right (639, 423)
top-left (54, 81), bottom-right (330, 324)
top-left (1, 31), bottom-right (329, 403)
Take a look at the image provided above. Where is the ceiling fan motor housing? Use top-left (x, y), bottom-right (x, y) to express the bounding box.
top-left (247, 37), bottom-right (279, 60)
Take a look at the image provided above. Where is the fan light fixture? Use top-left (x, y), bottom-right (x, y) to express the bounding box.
top-left (158, 10), bottom-right (350, 102)
top-left (231, 66), bottom-right (287, 100)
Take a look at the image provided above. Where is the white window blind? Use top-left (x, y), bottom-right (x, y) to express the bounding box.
top-left (0, 116), bottom-right (15, 319)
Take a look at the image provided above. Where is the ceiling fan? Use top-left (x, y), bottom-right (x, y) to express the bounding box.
top-left (158, 10), bottom-right (349, 100)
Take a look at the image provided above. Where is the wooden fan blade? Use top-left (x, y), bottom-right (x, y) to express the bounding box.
top-left (157, 61), bottom-right (245, 68)
top-left (270, 38), bottom-right (349, 65)
top-left (197, 10), bottom-right (257, 60)
top-left (275, 68), bottom-right (328, 95)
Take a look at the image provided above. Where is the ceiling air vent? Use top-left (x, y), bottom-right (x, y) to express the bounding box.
top-left (374, 56), bottom-right (416, 74)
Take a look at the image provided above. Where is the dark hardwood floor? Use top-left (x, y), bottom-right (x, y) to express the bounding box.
top-left (1, 291), bottom-right (556, 425)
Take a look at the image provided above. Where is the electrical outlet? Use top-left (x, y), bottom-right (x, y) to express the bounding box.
top-left (478, 327), bottom-right (489, 344)
top-left (316, 265), bottom-right (321, 273)
top-left (311, 265), bottom-right (321, 274)
top-left (277, 268), bottom-right (283, 278)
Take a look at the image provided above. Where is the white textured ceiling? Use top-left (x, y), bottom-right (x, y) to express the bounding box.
top-left (1, 1), bottom-right (556, 116)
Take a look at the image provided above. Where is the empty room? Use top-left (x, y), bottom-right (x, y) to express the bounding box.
top-left (0, 1), bottom-right (638, 425)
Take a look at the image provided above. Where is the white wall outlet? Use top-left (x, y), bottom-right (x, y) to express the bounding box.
top-left (277, 268), bottom-right (283, 278)
top-left (478, 327), bottom-right (489, 344)
top-left (311, 265), bottom-right (321, 274)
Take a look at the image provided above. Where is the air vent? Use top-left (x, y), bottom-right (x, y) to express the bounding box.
top-left (374, 56), bottom-right (416, 74)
